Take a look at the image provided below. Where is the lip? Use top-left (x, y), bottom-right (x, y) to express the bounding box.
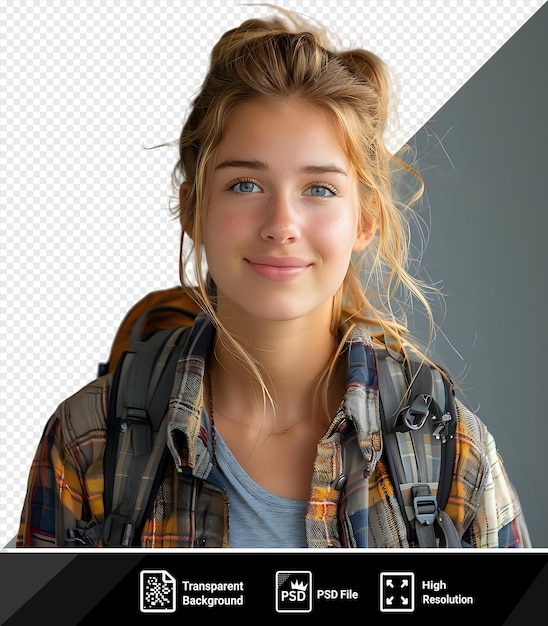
top-left (245, 256), bottom-right (312, 281)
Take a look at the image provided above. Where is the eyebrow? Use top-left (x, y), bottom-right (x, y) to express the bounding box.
top-left (214, 158), bottom-right (348, 177)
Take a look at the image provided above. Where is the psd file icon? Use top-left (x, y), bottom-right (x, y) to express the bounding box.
top-left (275, 571), bottom-right (313, 613)
top-left (140, 569), bottom-right (177, 613)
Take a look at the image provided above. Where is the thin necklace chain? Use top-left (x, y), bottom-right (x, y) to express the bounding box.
top-left (207, 368), bottom-right (312, 444)
top-left (270, 412), bottom-right (312, 434)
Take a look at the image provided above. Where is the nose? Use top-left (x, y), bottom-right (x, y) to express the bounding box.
top-left (260, 194), bottom-right (301, 244)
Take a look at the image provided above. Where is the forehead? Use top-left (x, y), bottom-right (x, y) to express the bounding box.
top-left (212, 98), bottom-right (349, 167)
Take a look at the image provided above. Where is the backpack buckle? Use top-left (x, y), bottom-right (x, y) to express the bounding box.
top-left (395, 393), bottom-right (432, 432)
top-left (66, 527), bottom-right (94, 546)
top-left (432, 411), bottom-right (453, 442)
top-left (413, 494), bottom-right (438, 525)
top-left (102, 513), bottom-right (135, 547)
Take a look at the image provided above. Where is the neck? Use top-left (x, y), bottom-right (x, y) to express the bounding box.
top-left (209, 306), bottom-right (343, 433)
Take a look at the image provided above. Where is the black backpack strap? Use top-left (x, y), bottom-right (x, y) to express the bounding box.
top-left (67, 324), bottom-right (194, 547)
top-left (375, 345), bottom-right (459, 547)
top-left (104, 325), bottom-right (194, 546)
top-left (121, 326), bottom-right (188, 432)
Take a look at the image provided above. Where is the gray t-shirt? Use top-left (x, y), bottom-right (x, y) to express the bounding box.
top-left (215, 430), bottom-right (308, 548)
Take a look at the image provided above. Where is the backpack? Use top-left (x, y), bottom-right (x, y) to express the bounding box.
top-left (70, 286), bottom-right (461, 548)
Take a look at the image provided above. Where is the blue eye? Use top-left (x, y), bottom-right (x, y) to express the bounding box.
top-left (231, 180), bottom-right (261, 193)
top-left (304, 185), bottom-right (336, 197)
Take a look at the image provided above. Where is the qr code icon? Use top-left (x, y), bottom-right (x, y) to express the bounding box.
top-left (140, 569), bottom-right (177, 613)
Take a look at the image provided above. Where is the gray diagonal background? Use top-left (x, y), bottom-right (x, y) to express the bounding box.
top-left (408, 2), bottom-right (548, 547)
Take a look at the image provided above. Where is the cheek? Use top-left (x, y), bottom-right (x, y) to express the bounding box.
top-left (204, 207), bottom-right (235, 248)
top-left (313, 213), bottom-right (359, 259)
top-left (203, 208), bottom-right (249, 275)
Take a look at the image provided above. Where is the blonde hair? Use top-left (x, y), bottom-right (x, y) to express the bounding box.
top-left (170, 9), bottom-right (436, 411)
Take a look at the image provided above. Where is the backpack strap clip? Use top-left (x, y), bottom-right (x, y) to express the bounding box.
top-left (395, 393), bottom-right (453, 443)
top-left (412, 484), bottom-right (438, 546)
top-left (66, 514), bottom-right (136, 547)
top-left (65, 522), bottom-right (103, 547)
top-left (102, 513), bottom-right (136, 547)
top-left (432, 411), bottom-right (453, 442)
top-left (125, 407), bottom-right (148, 421)
top-left (412, 486), bottom-right (438, 525)
top-left (396, 393), bottom-right (433, 431)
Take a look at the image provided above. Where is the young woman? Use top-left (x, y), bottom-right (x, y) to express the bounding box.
top-left (17, 10), bottom-right (531, 548)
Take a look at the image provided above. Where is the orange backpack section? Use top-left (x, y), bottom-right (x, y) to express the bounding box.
top-left (99, 286), bottom-right (200, 376)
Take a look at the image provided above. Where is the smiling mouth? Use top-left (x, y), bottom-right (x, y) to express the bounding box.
top-left (245, 258), bottom-right (312, 281)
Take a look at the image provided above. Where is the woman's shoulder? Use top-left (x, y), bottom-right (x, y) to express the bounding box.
top-left (53, 375), bottom-right (110, 442)
top-left (453, 398), bottom-right (491, 447)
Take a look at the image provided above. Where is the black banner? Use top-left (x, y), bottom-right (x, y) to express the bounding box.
top-left (1, 550), bottom-right (546, 624)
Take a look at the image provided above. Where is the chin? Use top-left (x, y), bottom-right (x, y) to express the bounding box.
top-left (246, 300), bottom-right (332, 325)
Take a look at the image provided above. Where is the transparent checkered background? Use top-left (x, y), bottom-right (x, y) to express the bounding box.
top-left (1, 0), bottom-right (543, 547)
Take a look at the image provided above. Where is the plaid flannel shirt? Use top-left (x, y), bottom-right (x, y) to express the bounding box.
top-left (17, 314), bottom-right (531, 548)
